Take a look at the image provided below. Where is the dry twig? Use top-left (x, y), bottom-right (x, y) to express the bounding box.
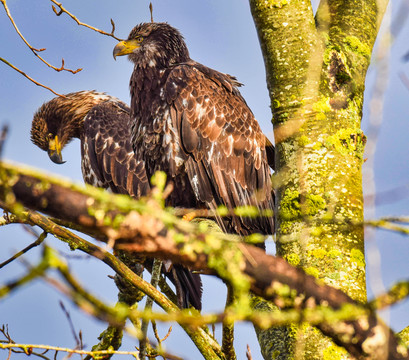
top-left (50, 0), bottom-right (122, 41)
top-left (0, 0), bottom-right (81, 74)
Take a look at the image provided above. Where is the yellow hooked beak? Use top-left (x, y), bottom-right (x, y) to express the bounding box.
top-left (48, 135), bottom-right (65, 164)
top-left (113, 39), bottom-right (141, 59)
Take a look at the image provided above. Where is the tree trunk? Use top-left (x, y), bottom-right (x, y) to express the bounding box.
top-left (249, 1), bottom-right (388, 358)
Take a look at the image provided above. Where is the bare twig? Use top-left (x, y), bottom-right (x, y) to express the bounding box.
top-left (152, 322), bottom-right (172, 346)
top-left (50, 0), bottom-right (122, 41)
top-left (59, 301), bottom-right (83, 356)
top-left (0, 0), bottom-right (81, 74)
top-left (0, 342), bottom-right (140, 358)
top-left (0, 58), bottom-right (65, 97)
top-left (150, 3), bottom-right (154, 23)
top-left (0, 232), bottom-right (46, 269)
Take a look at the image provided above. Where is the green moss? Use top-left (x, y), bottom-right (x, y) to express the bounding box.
top-left (350, 248), bottom-right (365, 267)
top-left (344, 36), bottom-right (371, 60)
top-left (284, 253), bottom-right (300, 267)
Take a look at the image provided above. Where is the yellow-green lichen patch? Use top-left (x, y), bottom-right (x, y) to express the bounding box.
top-left (344, 36), bottom-right (371, 60)
top-left (279, 220), bottom-right (293, 235)
top-left (310, 248), bottom-right (327, 260)
top-left (279, 189), bottom-right (301, 221)
top-left (328, 249), bottom-right (342, 258)
top-left (305, 266), bottom-right (320, 278)
top-left (298, 134), bottom-right (310, 147)
top-left (350, 248), bottom-right (365, 268)
top-left (325, 128), bottom-right (365, 158)
top-left (312, 141), bottom-right (323, 150)
top-left (312, 97), bottom-right (332, 121)
top-left (279, 190), bottom-right (326, 221)
top-left (284, 253), bottom-right (300, 267)
top-left (323, 343), bottom-right (348, 360)
top-left (304, 193), bottom-right (326, 216)
top-left (271, 0), bottom-right (288, 8)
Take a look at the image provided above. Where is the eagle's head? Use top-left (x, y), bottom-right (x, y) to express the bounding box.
top-left (113, 22), bottom-right (190, 68)
top-left (31, 91), bottom-right (110, 164)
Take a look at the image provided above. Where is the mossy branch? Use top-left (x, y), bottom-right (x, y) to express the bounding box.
top-left (0, 161), bottom-right (408, 359)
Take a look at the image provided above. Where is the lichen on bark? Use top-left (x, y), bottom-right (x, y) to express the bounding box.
top-left (249, 0), bottom-right (389, 358)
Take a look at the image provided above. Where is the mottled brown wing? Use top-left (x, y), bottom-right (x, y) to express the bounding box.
top-left (82, 101), bottom-right (150, 198)
top-left (83, 101), bottom-right (202, 310)
top-left (165, 63), bottom-right (274, 236)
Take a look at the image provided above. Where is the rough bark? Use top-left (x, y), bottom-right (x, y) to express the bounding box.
top-left (249, 0), bottom-right (389, 358)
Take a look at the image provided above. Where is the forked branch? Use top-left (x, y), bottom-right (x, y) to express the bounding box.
top-left (0, 161), bottom-right (407, 359)
top-left (50, 0), bottom-right (122, 41)
top-left (0, 0), bottom-right (82, 74)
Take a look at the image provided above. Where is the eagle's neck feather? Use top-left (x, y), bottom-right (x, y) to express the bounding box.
top-left (56, 92), bottom-right (107, 145)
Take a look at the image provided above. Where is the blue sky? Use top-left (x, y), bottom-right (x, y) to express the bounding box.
top-left (1, 1), bottom-right (408, 359)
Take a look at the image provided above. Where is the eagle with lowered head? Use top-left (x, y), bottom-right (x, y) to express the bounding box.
top-left (30, 90), bottom-right (203, 310)
top-left (113, 22), bottom-right (274, 239)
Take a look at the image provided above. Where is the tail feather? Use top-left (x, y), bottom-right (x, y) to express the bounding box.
top-left (167, 264), bottom-right (202, 311)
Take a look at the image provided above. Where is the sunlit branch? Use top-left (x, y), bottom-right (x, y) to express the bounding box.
top-left (369, 280), bottom-right (409, 311)
top-left (365, 219), bottom-right (409, 235)
top-left (0, 207), bottom-right (223, 360)
top-left (0, 58), bottom-right (65, 97)
top-left (50, 0), bottom-right (122, 41)
top-left (1, 162), bottom-right (408, 359)
top-left (0, 0), bottom-right (81, 74)
top-left (0, 343), bottom-right (141, 358)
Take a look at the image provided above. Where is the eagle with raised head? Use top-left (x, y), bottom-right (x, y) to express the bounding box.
top-left (30, 90), bottom-right (203, 310)
top-left (113, 23), bottom-right (274, 239)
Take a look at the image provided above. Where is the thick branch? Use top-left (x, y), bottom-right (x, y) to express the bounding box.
top-left (0, 162), bottom-right (407, 359)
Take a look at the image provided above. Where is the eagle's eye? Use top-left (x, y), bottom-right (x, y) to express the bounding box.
top-left (135, 36), bottom-right (143, 44)
top-left (48, 133), bottom-right (53, 140)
